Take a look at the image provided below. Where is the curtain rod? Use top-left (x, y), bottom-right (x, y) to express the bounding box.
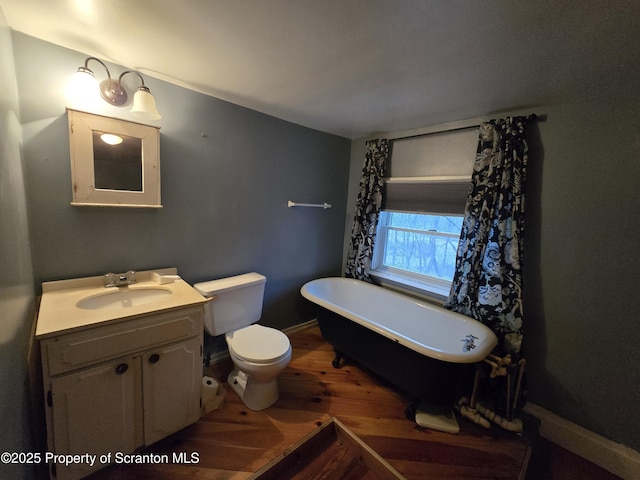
top-left (389, 124), bottom-right (477, 142)
top-left (386, 113), bottom-right (544, 142)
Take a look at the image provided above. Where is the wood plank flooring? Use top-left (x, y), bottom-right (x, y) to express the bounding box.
top-left (90, 326), bottom-right (535, 479)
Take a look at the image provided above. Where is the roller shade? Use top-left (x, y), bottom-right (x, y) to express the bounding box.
top-left (382, 177), bottom-right (470, 215)
top-left (388, 128), bottom-right (478, 177)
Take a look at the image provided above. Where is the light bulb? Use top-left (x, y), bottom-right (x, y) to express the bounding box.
top-left (66, 67), bottom-right (100, 107)
top-left (100, 133), bottom-right (123, 145)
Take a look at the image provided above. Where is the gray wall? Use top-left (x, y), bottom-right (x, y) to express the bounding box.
top-left (523, 95), bottom-right (639, 451)
top-left (14, 32), bottom-right (351, 338)
top-left (346, 96), bottom-right (640, 451)
top-left (0, 11), bottom-right (36, 480)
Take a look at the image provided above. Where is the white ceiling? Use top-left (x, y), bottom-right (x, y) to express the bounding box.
top-left (2, 0), bottom-right (639, 139)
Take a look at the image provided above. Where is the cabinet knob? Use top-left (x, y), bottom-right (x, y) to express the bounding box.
top-left (149, 353), bottom-right (160, 364)
top-left (115, 363), bottom-right (129, 375)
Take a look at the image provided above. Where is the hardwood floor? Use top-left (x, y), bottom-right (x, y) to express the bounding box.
top-left (90, 326), bottom-right (542, 479)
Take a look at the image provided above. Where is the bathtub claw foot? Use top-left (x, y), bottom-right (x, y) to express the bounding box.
top-left (332, 351), bottom-right (343, 368)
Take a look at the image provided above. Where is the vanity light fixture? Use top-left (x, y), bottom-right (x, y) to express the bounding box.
top-left (70, 57), bottom-right (161, 120)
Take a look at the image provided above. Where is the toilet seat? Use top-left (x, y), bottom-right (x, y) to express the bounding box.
top-left (228, 325), bottom-right (291, 364)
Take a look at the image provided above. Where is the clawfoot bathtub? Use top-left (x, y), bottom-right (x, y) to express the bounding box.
top-left (301, 277), bottom-right (497, 406)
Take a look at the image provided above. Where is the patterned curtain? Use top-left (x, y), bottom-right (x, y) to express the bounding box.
top-left (344, 139), bottom-right (389, 281)
top-left (444, 117), bottom-right (531, 357)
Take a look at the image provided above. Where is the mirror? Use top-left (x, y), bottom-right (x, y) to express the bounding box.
top-left (67, 109), bottom-right (161, 207)
top-left (92, 130), bottom-right (143, 191)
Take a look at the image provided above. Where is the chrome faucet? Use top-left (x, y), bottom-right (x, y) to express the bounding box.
top-left (104, 270), bottom-right (137, 287)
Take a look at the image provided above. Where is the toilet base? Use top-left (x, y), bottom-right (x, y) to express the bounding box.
top-left (227, 368), bottom-right (279, 411)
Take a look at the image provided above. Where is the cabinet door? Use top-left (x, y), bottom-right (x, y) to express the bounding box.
top-left (50, 356), bottom-right (140, 480)
top-left (142, 337), bottom-right (202, 444)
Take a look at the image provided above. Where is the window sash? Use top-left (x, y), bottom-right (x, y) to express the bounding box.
top-left (382, 225), bottom-right (458, 239)
top-left (374, 225), bottom-right (459, 278)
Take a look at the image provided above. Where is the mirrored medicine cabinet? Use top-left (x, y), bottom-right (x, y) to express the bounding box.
top-left (67, 108), bottom-right (161, 208)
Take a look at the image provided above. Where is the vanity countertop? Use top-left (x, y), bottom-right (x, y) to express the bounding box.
top-left (35, 268), bottom-right (208, 339)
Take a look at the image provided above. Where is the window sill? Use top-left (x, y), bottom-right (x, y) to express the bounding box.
top-left (369, 270), bottom-right (450, 305)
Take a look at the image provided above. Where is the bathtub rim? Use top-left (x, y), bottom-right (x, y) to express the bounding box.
top-left (300, 277), bottom-right (497, 364)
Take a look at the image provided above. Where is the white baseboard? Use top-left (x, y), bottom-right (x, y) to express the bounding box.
top-left (524, 403), bottom-right (640, 479)
top-left (208, 349), bottom-right (230, 365)
top-left (283, 319), bottom-right (318, 336)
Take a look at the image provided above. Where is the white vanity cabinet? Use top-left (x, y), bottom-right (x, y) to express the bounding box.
top-left (40, 305), bottom-right (204, 480)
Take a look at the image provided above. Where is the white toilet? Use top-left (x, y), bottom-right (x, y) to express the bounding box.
top-left (194, 273), bottom-right (292, 411)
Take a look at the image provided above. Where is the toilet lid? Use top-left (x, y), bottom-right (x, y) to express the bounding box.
top-left (230, 325), bottom-right (290, 363)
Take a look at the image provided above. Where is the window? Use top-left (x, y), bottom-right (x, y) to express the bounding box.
top-left (372, 211), bottom-right (463, 298)
top-left (367, 126), bottom-right (476, 299)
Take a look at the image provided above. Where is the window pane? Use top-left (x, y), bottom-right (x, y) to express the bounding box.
top-left (381, 229), bottom-right (460, 280)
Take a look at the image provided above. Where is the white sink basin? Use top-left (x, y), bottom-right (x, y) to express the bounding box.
top-left (76, 287), bottom-right (172, 310)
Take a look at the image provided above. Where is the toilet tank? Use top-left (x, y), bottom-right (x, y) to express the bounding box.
top-left (194, 273), bottom-right (266, 336)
